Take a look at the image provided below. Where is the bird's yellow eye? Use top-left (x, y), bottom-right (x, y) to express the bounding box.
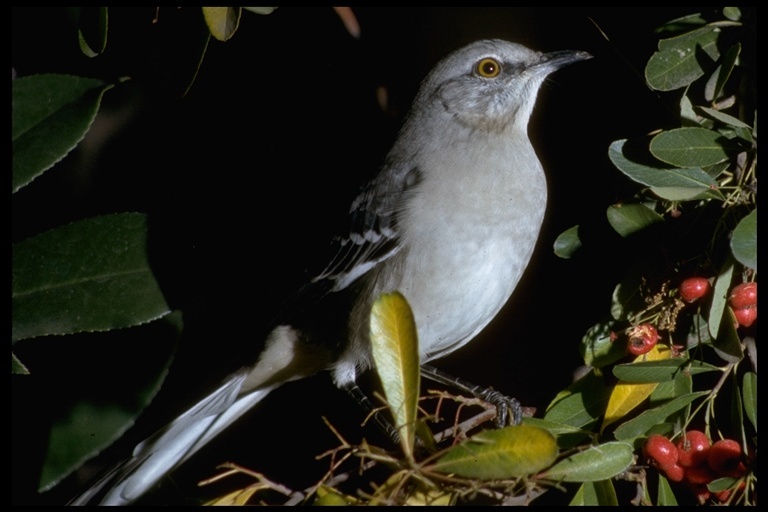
top-left (475, 57), bottom-right (501, 78)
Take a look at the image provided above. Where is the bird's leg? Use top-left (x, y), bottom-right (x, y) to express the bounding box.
top-left (342, 382), bottom-right (401, 444)
top-left (420, 364), bottom-right (522, 427)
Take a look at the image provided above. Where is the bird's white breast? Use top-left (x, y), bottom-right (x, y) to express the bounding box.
top-left (378, 130), bottom-right (546, 361)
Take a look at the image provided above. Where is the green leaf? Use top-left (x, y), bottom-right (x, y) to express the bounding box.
top-left (708, 476), bottom-right (741, 492)
top-left (742, 372), bottom-right (757, 432)
top-left (698, 106), bottom-right (752, 129)
top-left (657, 474), bottom-right (679, 505)
top-left (370, 291), bottom-right (420, 460)
top-left (77, 6), bottom-right (108, 57)
top-left (602, 345), bottom-right (672, 432)
top-left (12, 352), bottom-right (30, 375)
top-left (202, 7), bottom-right (241, 41)
top-left (553, 225), bottom-right (582, 259)
top-left (708, 255), bottom-right (734, 341)
top-left (706, 43), bottom-right (741, 102)
top-left (686, 313), bottom-right (713, 348)
top-left (731, 209), bottom-right (757, 270)
top-left (243, 7), bottom-right (277, 15)
top-left (712, 295), bottom-right (743, 364)
top-left (522, 417), bottom-right (587, 437)
top-left (723, 7), bottom-right (741, 21)
top-left (608, 138), bottom-right (719, 192)
top-left (569, 480), bottom-right (618, 505)
top-left (611, 269), bottom-right (647, 322)
top-left (543, 442), bottom-right (634, 482)
top-left (37, 312), bottom-right (180, 491)
top-left (656, 13), bottom-right (707, 33)
top-left (12, 74), bottom-right (111, 192)
top-left (650, 128), bottom-right (731, 168)
top-left (612, 359), bottom-right (718, 383)
top-left (645, 26), bottom-right (720, 91)
top-left (12, 213), bottom-right (170, 342)
top-left (579, 316), bottom-right (625, 369)
top-left (606, 203), bottom-right (663, 238)
top-left (649, 367), bottom-right (694, 430)
top-left (613, 392), bottom-right (708, 441)
top-left (544, 370), bottom-right (609, 435)
top-left (432, 425), bottom-right (558, 480)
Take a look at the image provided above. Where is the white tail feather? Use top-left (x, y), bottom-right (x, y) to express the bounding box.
top-left (71, 374), bottom-right (276, 505)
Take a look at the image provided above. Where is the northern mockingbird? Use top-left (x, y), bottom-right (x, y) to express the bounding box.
top-left (71, 39), bottom-right (591, 505)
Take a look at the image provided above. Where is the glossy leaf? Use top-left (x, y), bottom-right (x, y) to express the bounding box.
top-left (243, 7), bottom-right (277, 15)
top-left (601, 344), bottom-right (671, 432)
top-left (742, 372), bottom-right (757, 432)
top-left (12, 213), bottom-right (170, 342)
top-left (202, 7), bottom-right (241, 41)
top-left (432, 425), bottom-right (557, 480)
top-left (613, 392), bottom-right (708, 441)
top-left (606, 203), bottom-right (663, 238)
top-left (708, 255), bottom-right (734, 341)
top-left (612, 358), bottom-right (718, 383)
top-left (38, 312), bottom-right (180, 491)
top-left (656, 474), bottom-right (679, 505)
top-left (579, 316), bottom-right (625, 369)
top-left (568, 480), bottom-right (618, 505)
top-left (608, 139), bottom-right (718, 193)
top-left (543, 442), bottom-right (634, 482)
top-left (698, 106), bottom-right (752, 130)
top-left (611, 270), bottom-right (646, 322)
top-left (705, 43), bottom-right (740, 102)
top-left (712, 302), bottom-right (745, 363)
top-left (650, 128), bottom-right (731, 168)
top-left (12, 352), bottom-right (29, 375)
top-left (206, 487), bottom-right (262, 506)
top-left (645, 26), bottom-right (720, 91)
top-left (544, 370), bottom-right (608, 437)
top-left (78, 6), bottom-right (108, 57)
top-left (12, 74), bottom-right (110, 192)
top-left (730, 209), bottom-right (757, 270)
top-left (723, 7), bottom-right (741, 20)
top-left (657, 13), bottom-right (707, 32)
top-left (369, 291), bottom-right (420, 460)
top-left (648, 366), bottom-right (694, 430)
top-left (553, 225), bottom-right (581, 259)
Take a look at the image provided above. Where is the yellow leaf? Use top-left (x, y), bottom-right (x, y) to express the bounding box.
top-left (205, 485), bottom-right (262, 506)
top-left (432, 425), bottom-right (558, 480)
top-left (405, 488), bottom-right (455, 505)
top-left (601, 344), bottom-right (672, 432)
top-left (370, 292), bottom-right (420, 460)
top-left (202, 7), bottom-right (241, 41)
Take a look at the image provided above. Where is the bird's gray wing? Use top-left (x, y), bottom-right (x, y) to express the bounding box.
top-left (312, 164), bottom-right (422, 292)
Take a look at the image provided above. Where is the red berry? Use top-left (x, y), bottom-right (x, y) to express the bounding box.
top-left (627, 324), bottom-right (661, 356)
top-left (680, 277), bottom-right (712, 303)
top-left (688, 483), bottom-right (711, 505)
top-left (643, 434), bottom-right (678, 469)
top-left (677, 430), bottom-right (711, 468)
top-left (708, 439), bottom-right (746, 477)
top-left (714, 489), bottom-right (731, 503)
top-left (714, 481), bottom-right (746, 503)
top-left (732, 305), bottom-right (757, 328)
top-left (729, 282), bottom-right (757, 309)
top-left (685, 464), bottom-right (716, 485)
top-left (661, 462), bottom-right (685, 482)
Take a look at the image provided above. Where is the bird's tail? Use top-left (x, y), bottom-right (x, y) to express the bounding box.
top-left (70, 373), bottom-right (277, 505)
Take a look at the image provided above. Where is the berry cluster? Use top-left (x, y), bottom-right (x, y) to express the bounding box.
top-left (643, 432), bottom-right (747, 504)
top-left (678, 277), bottom-right (757, 328)
top-left (729, 282), bottom-right (757, 328)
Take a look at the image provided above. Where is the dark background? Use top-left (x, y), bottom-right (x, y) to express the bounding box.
top-left (12, 6), bottom-right (724, 505)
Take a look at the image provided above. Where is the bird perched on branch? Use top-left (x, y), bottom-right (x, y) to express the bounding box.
top-left (71, 38), bottom-right (591, 505)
